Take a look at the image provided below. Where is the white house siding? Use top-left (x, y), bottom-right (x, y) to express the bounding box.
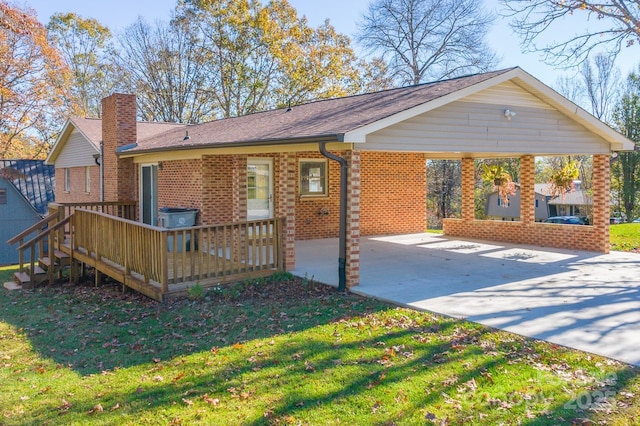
top-left (55, 128), bottom-right (99, 168)
top-left (363, 84), bottom-right (610, 156)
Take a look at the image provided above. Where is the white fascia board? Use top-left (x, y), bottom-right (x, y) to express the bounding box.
top-left (45, 119), bottom-right (74, 165)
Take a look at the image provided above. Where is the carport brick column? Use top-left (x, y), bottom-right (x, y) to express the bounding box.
top-left (346, 150), bottom-right (361, 289)
top-left (592, 154), bottom-right (611, 253)
top-left (520, 155), bottom-right (535, 225)
top-left (278, 154), bottom-right (296, 271)
top-left (461, 158), bottom-right (475, 221)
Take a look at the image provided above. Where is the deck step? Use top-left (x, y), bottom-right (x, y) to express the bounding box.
top-left (39, 257), bottom-right (54, 268)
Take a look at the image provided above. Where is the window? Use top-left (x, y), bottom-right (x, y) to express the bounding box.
top-left (299, 159), bottom-right (328, 197)
top-left (85, 166), bottom-right (91, 193)
top-left (64, 168), bottom-right (70, 192)
top-left (0, 189), bottom-right (6, 204)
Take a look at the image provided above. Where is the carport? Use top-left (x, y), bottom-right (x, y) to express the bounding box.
top-left (292, 234), bottom-right (640, 366)
top-left (311, 67), bottom-right (635, 291)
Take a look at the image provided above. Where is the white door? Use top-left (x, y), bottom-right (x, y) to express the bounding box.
top-left (140, 164), bottom-right (158, 225)
top-left (247, 159), bottom-right (273, 220)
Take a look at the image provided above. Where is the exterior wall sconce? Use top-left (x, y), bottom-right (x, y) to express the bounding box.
top-left (504, 109), bottom-right (516, 120)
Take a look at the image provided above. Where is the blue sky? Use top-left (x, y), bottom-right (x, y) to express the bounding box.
top-left (23, 0), bottom-right (638, 88)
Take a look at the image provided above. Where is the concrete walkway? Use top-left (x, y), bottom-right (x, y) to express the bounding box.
top-left (292, 233), bottom-right (640, 366)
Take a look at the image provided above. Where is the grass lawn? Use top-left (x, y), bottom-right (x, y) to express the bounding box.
top-left (610, 223), bottom-right (640, 252)
top-left (1, 265), bottom-right (639, 425)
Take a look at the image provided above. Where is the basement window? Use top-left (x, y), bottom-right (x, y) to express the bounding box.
top-left (299, 159), bottom-right (328, 197)
top-left (0, 189), bottom-right (6, 204)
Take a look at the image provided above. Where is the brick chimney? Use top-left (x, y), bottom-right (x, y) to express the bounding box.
top-left (102, 94), bottom-right (137, 202)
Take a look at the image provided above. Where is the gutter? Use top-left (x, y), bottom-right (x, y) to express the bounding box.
top-left (319, 141), bottom-right (347, 292)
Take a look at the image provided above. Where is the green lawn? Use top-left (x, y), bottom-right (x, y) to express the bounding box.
top-left (610, 222), bottom-right (640, 252)
top-left (1, 267), bottom-right (639, 425)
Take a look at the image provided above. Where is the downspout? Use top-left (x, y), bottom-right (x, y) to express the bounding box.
top-left (99, 141), bottom-right (104, 202)
top-left (319, 141), bottom-right (347, 292)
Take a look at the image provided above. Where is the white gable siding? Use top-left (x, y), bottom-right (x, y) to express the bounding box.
top-left (362, 85), bottom-right (610, 156)
top-left (464, 81), bottom-right (553, 110)
top-left (55, 128), bottom-right (99, 168)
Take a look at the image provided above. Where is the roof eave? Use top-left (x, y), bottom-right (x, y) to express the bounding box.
top-left (117, 134), bottom-right (346, 158)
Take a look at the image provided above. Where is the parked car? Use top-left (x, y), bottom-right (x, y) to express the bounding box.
top-left (610, 217), bottom-right (623, 225)
top-left (633, 218), bottom-right (640, 223)
top-left (544, 216), bottom-right (587, 225)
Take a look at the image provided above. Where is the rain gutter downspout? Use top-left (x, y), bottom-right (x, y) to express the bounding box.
top-left (99, 141), bottom-right (104, 202)
top-left (319, 141), bottom-right (347, 292)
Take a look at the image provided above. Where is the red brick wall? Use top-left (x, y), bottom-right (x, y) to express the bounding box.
top-left (359, 151), bottom-right (427, 236)
top-left (201, 155), bottom-right (236, 225)
top-left (54, 166), bottom-right (101, 203)
top-left (157, 159), bottom-right (203, 222)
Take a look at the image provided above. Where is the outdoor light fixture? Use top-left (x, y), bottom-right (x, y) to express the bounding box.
top-left (504, 109), bottom-right (516, 120)
top-left (92, 153), bottom-right (101, 166)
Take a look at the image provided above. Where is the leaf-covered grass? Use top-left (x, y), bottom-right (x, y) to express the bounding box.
top-left (610, 223), bottom-right (640, 252)
top-left (1, 275), bottom-right (639, 425)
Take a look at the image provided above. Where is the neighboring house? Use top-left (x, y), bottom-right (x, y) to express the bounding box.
top-left (45, 67), bottom-right (635, 290)
top-left (486, 182), bottom-right (592, 221)
top-left (0, 160), bottom-right (55, 265)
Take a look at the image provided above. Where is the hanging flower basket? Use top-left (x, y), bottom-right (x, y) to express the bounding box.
top-left (482, 164), bottom-right (517, 208)
top-left (548, 161), bottom-right (579, 200)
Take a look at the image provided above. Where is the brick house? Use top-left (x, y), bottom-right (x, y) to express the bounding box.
top-left (46, 67), bottom-right (635, 290)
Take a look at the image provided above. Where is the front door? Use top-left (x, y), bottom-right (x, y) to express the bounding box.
top-left (140, 164), bottom-right (158, 225)
top-left (247, 159), bottom-right (273, 220)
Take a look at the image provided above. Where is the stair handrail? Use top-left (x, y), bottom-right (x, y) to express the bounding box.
top-left (17, 216), bottom-right (71, 285)
top-left (6, 213), bottom-right (60, 245)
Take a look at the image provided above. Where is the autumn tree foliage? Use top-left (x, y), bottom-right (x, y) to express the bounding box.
top-left (47, 12), bottom-right (115, 118)
top-left (176, 0), bottom-right (367, 118)
top-left (0, 1), bottom-right (74, 158)
top-left (501, 0), bottom-right (640, 66)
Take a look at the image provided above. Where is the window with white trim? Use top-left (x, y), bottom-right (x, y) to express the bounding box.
top-left (85, 166), bottom-right (91, 193)
top-left (299, 159), bottom-right (328, 197)
top-left (64, 168), bottom-right (70, 192)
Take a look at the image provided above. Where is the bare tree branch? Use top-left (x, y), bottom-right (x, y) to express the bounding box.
top-left (500, 0), bottom-right (640, 67)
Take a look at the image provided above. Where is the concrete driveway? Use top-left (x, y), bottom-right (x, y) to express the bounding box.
top-left (292, 233), bottom-right (640, 366)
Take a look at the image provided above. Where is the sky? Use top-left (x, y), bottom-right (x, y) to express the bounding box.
top-left (20, 0), bottom-right (639, 88)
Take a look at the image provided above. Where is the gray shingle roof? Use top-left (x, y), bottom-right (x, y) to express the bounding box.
top-left (71, 117), bottom-right (187, 148)
top-left (126, 68), bottom-right (516, 153)
top-left (0, 160), bottom-right (55, 216)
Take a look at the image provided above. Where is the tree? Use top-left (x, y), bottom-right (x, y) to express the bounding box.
top-left (47, 12), bottom-right (115, 118)
top-left (427, 160), bottom-right (461, 228)
top-left (581, 53), bottom-right (620, 122)
top-left (611, 70), bottom-right (640, 221)
top-left (179, 0), bottom-right (365, 118)
top-left (356, 0), bottom-right (498, 85)
top-left (501, 0), bottom-right (640, 67)
top-left (0, 1), bottom-right (74, 158)
top-left (114, 15), bottom-right (216, 123)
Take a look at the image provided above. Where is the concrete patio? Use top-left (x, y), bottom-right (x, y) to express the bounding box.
top-left (292, 233), bottom-right (640, 366)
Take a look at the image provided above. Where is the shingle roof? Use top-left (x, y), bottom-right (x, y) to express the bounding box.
top-left (126, 68), bottom-right (517, 153)
top-left (71, 117), bottom-right (187, 148)
top-left (0, 160), bottom-right (55, 216)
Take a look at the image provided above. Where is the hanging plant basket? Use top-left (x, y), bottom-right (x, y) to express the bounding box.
top-left (482, 164), bottom-right (517, 208)
top-left (548, 161), bottom-right (579, 200)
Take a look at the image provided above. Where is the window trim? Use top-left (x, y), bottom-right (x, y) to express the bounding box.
top-left (85, 166), bottom-right (91, 193)
top-left (299, 159), bottom-right (328, 198)
top-left (64, 168), bottom-right (70, 192)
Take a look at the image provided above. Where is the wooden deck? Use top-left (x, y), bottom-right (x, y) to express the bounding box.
top-left (18, 204), bottom-right (285, 302)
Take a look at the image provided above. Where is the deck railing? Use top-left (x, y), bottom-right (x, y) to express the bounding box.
top-left (70, 209), bottom-right (283, 299)
top-left (50, 201), bottom-right (136, 221)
